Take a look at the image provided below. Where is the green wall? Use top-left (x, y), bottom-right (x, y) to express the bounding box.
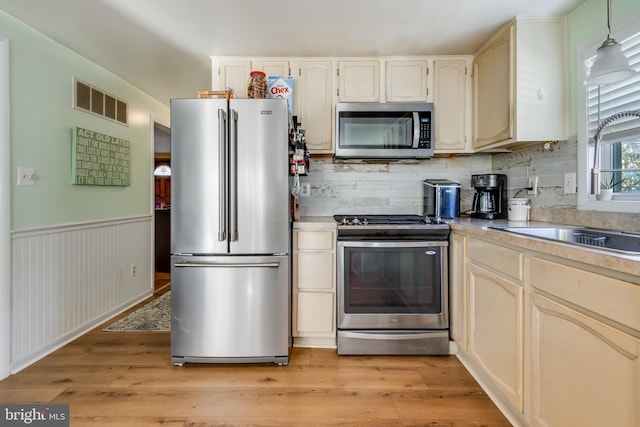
top-left (568, 0), bottom-right (640, 136)
top-left (1, 11), bottom-right (170, 230)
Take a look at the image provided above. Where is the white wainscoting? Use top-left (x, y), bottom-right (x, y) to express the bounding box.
top-left (10, 215), bottom-right (153, 372)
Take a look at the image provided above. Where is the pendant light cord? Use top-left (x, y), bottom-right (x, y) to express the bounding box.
top-left (606, 0), bottom-right (612, 37)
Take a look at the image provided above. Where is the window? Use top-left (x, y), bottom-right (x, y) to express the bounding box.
top-left (578, 16), bottom-right (640, 212)
top-left (586, 30), bottom-right (640, 196)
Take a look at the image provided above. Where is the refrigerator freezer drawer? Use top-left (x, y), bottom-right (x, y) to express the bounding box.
top-left (171, 255), bottom-right (291, 365)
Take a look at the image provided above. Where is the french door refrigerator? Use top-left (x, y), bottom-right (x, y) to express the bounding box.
top-left (170, 98), bottom-right (291, 366)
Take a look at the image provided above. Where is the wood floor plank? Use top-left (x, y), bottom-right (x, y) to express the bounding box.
top-left (109, 364), bottom-right (428, 390)
top-left (0, 286), bottom-right (512, 426)
top-left (51, 387), bottom-right (402, 419)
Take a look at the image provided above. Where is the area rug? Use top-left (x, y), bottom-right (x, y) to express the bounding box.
top-left (104, 291), bottom-right (171, 331)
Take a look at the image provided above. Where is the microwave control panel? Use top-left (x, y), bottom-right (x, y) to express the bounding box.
top-left (418, 115), bottom-right (431, 148)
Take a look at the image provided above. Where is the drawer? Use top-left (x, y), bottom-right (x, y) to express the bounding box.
top-left (296, 231), bottom-right (335, 251)
top-left (468, 238), bottom-right (524, 281)
top-left (530, 257), bottom-right (640, 332)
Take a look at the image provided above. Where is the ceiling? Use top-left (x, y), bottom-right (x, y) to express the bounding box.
top-left (0, 0), bottom-right (586, 106)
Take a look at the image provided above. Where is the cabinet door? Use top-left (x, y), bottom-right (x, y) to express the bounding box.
top-left (217, 59), bottom-right (252, 98)
top-left (473, 25), bottom-right (513, 148)
top-left (385, 60), bottom-right (428, 102)
top-left (255, 59), bottom-right (290, 78)
top-left (295, 292), bottom-right (335, 335)
top-left (449, 233), bottom-right (467, 349)
top-left (530, 293), bottom-right (640, 427)
top-left (434, 59), bottom-right (468, 151)
top-left (468, 263), bottom-right (524, 411)
top-left (299, 61), bottom-right (334, 153)
top-left (338, 60), bottom-right (380, 102)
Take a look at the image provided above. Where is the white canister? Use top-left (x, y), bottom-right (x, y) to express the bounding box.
top-left (508, 198), bottom-right (531, 221)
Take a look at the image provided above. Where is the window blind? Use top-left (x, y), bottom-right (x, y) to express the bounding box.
top-left (586, 31), bottom-right (640, 140)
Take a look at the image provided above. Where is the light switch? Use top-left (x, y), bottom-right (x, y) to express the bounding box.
top-left (563, 173), bottom-right (576, 194)
top-left (17, 167), bottom-right (37, 186)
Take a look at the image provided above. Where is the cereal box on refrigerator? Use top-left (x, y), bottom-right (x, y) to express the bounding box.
top-left (267, 76), bottom-right (293, 115)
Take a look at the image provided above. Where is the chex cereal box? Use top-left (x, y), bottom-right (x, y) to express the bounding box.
top-left (268, 76), bottom-right (293, 115)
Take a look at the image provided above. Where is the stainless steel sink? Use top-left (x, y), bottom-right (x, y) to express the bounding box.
top-left (489, 226), bottom-right (640, 254)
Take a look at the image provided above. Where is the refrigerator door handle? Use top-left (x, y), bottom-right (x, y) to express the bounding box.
top-left (174, 262), bottom-right (280, 268)
top-left (229, 109), bottom-right (239, 242)
top-left (218, 108), bottom-right (227, 242)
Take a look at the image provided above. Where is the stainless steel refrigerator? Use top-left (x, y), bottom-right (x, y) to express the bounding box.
top-left (170, 98), bottom-right (291, 366)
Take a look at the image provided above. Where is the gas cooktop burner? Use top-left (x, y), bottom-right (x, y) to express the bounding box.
top-left (334, 214), bottom-right (450, 240)
top-left (334, 214), bottom-right (445, 226)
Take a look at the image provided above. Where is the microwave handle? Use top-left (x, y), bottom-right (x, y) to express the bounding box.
top-left (412, 112), bottom-right (420, 148)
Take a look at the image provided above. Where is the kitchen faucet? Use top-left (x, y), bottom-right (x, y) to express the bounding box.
top-left (590, 110), bottom-right (640, 195)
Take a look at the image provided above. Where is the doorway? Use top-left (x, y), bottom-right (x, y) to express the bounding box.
top-left (154, 122), bottom-right (171, 292)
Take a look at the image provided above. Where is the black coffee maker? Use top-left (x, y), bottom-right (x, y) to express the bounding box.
top-left (470, 174), bottom-right (507, 219)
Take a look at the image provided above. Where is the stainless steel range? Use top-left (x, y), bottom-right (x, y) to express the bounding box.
top-left (334, 214), bottom-right (450, 355)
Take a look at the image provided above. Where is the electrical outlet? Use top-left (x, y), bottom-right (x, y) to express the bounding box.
top-left (563, 172), bottom-right (576, 194)
top-left (130, 263), bottom-right (137, 278)
top-left (528, 176), bottom-right (538, 196)
top-left (301, 183), bottom-right (311, 197)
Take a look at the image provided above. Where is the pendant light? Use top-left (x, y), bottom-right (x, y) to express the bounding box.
top-left (586, 0), bottom-right (637, 86)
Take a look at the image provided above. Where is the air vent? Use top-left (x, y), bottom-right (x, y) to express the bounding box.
top-left (74, 78), bottom-right (128, 125)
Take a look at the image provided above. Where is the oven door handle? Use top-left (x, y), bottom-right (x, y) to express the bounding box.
top-left (339, 331), bottom-right (443, 341)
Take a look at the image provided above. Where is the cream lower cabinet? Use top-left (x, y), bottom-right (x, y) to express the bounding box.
top-left (528, 256), bottom-right (640, 427)
top-left (468, 263), bottom-right (524, 412)
top-left (467, 237), bottom-right (525, 411)
top-left (529, 292), bottom-right (640, 427)
top-left (452, 229), bottom-right (640, 427)
top-left (449, 232), bottom-right (467, 348)
top-left (292, 222), bottom-right (337, 347)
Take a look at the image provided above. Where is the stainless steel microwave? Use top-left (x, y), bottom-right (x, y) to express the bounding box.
top-left (335, 102), bottom-right (434, 160)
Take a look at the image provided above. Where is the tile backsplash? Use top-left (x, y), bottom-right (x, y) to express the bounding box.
top-left (296, 154), bottom-right (492, 217)
top-left (297, 138), bottom-right (638, 232)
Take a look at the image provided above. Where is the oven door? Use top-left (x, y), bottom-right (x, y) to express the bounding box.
top-left (337, 240), bottom-right (448, 330)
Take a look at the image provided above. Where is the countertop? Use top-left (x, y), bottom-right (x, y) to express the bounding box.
top-left (450, 217), bottom-right (639, 280)
top-left (295, 216), bottom-right (639, 279)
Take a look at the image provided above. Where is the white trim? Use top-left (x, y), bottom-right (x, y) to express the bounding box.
top-left (0, 38), bottom-right (11, 381)
top-left (10, 214), bottom-right (152, 238)
top-left (577, 13), bottom-right (640, 213)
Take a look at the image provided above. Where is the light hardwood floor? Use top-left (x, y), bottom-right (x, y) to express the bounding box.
top-left (0, 281), bottom-right (511, 427)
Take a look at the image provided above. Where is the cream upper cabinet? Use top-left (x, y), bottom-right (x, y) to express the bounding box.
top-left (214, 59), bottom-right (252, 98)
top-left (385, 60), bottom-right (429, 102)
top-left (254, 59), bottom-right (291, 79)
top-left (338, 60), bottom-right (380, 102)
top-left (473, 17), bottom-right (568, 150)
top-left (212, 59), bottom-right (290, 99)
top-left (433, 58), bottom-right (471, 152)
top-left (530, 292), bottom-right (640, 427)
top-left (298, 61), bottom-right (334, 153)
